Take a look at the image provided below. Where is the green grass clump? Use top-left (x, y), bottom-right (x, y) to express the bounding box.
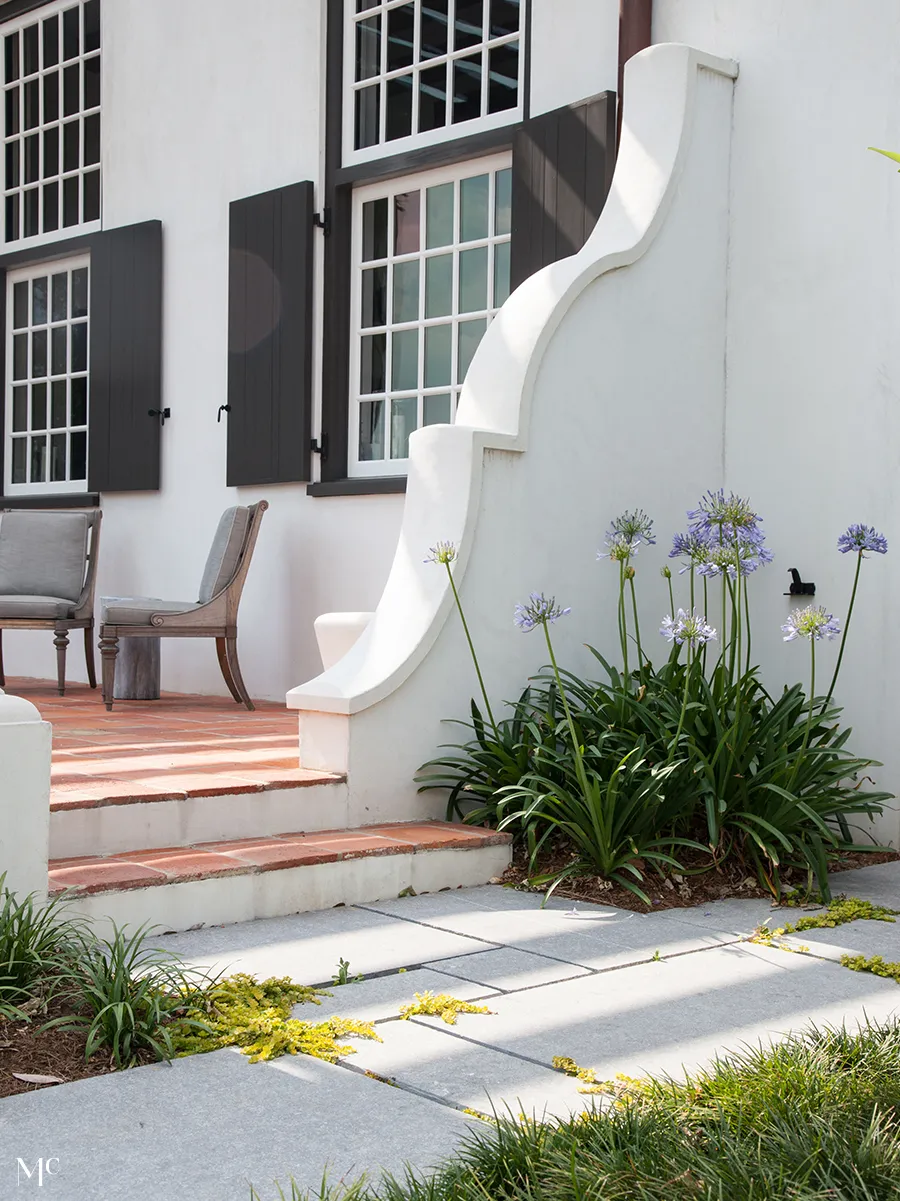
top-left (257, 1021), bottom-right (900, 1200)
top-left (171, 973), bottom-right (380, 1063)
top-left (0, 876), bottom-right (82, 1015)
top-left (398, 992), bottom-right (492, 1026)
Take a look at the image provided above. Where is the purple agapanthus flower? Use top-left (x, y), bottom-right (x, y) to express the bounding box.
top-left (608, 509), bottom-right (656, 547)
top-left (660, 608), bottom-right (717, 651)
top-left (837, 524), bottom-right (888, 556)
top-left (424, 540), bottom-right (458, 566)
top-left (597, 532), bottom-right (641, 563)
top-left (669, 529), bottom-right (711, 574)
top-left (514, 593), bottom-right (571, 632)
top-left (688, 489), bottom-right (761, 537)
top-left (781, 605), bottom-right (841, 643)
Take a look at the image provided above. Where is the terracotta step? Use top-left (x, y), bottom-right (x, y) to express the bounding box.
top-left (49, 822), bottom-right (513, 932)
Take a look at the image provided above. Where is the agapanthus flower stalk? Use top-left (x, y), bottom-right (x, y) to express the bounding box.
top-left (782, 605), bottom-right (841, 793)
top-left (513, 593), bottom-right (571, 632)
top-left (827, 523), bottom-right (889, 705)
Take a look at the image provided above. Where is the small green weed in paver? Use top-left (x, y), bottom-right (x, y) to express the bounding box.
top-left (651, 949), bottom-right (662, 962)
top-left (332, 958), bottom-right (364, 986)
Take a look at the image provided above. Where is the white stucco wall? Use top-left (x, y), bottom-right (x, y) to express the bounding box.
top-left (528, 0), bottom-right (619, 115)
top-left (654, 1), bottom-right (900, 841)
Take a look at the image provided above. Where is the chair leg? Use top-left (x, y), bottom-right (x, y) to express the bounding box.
top-left (216, 637), bottom-right (243, 705)
top-left (84, 625), bottom-right (97, 689)
top-left (53, 626), bottom-right (69, 697)
top-left (0, 629), bottom-right (5, 688)
top-left (224, 636), bottom-right (254, 711)
top-left (100, 634), bottom-right (119, 711)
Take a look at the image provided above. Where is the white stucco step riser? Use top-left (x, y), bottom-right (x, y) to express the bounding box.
top-left (49, 781), bottom-right (352, 858)
top-left (68, 845), bottom-right (512, 935)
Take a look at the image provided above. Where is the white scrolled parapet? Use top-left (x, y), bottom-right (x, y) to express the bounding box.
top-left (314, 612), bottom-right (375, 672)
top-left (0, 690), bottom-right (51, 900)
top-left (288, 45), bottom-right (739, 826)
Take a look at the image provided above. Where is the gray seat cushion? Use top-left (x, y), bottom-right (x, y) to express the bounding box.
top-left (0, 594), bottom-right (76, 619)
top-left (101, 597), bottom-right (199, 625)
top-left (197, 507), bottom-right (251, 604)
top-left (0, 512), bottom-right (88, 601)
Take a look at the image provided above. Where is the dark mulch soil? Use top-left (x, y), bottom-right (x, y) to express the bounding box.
top-left (499, 837), bottom-right (900, 913)
top-left (0, 1001), bottom-right (117, 1098)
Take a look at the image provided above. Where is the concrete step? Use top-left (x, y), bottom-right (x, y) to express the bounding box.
top-left (48, 822), bottom-right (513, 932)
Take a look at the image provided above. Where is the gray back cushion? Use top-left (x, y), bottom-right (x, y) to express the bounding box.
top-left (198, 506), bottom-right (251, 604)
top-left (0, 512), bottom-right (88, 601)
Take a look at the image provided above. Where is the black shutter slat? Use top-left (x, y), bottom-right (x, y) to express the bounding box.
top-left (88, 220), bottom-right (163, 493)
top-left (226, 180), bottom-right (313, 487)
top-left (510, 91), bottom-right (616, 291)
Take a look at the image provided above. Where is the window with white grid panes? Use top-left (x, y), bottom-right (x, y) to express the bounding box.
top-left (5, 256), bottom-right (90, 493)
top-left (346, 0), bottom-right (522, 163)
top-left (3, 0), bottom-right (100, 245)
top-left (351, 155), bottom-right (511, 476)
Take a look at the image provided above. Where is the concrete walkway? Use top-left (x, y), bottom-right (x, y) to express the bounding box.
top-left (3, 864), bottom-right (900, 1200)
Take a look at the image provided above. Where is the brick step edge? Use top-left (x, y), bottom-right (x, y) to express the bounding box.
top-left (49, 822), bottom-right (512, 896)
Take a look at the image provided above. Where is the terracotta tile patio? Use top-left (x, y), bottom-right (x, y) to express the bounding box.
top-left (6, 677), bottom-right (338, 809)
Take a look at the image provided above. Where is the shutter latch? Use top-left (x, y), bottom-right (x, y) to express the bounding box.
top-left (217, 404), bottom-right (231, 423)
top-left (313, 209), bottom-right (330, 237)
top-left (148, 408), bottom-right (171, 426)
top-left (310, 434), bottom-right (329, 461)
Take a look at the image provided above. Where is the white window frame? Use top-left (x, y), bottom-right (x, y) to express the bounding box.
top-left (349, 151), bottom-right (511, 479)
top-left (343, 0), bottom-right (524, 168)
top-left (2, 0), bottom-right (101, 251)
top-left (4, 252), bottom-right (91, 495)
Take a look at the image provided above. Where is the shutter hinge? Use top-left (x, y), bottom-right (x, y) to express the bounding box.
top-left (310, 434), bottom-right (329, 461)
top-left (313, 209), bottom-right (330, 237)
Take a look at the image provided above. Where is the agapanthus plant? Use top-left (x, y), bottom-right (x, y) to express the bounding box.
top-left (827, 523), bottom-right (889, 704)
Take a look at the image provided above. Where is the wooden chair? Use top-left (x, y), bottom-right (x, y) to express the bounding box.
top-left (99, 500), bottom-right (267, 711)
top-left (0, 509), bottom-right (102, 696)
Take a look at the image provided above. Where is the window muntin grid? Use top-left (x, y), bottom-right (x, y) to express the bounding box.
top-left (3, 0), bottom-right (100, 246)
top-left (345, 0), bottom-right (522, 165)
top-left (5, 255), bottom-right (90, 493)
top-left (350, 154), bottom-right (511, 477)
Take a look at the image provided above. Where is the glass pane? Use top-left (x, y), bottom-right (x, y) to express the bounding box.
top-left (387, 4), bottom-right (415, 71)
top-left (24, 78), bottom-right (38, 130)
top-left (50, 431), bottom-right (66, 480)
top-left (419, 62), bottom-right (447, 132)
top-left (23, 23), bottom-right (38, 76)
top-left (494, 167), bottom-right (511, 235)
top-left (52, 325), bottom-right (66, 374)
top-left (63, 62), bottom-right (79, 116)
top-left (355, 84), bottom-right (380, 150)
top-left (43, 70), bottom-right (59, 123)
top-left (51, 378), bottom-right (66, 426)
top-left (42, 181), bottom-right (58, 232)
top-left (386, 74), bottom-right (412, 141)
top-left (392, 260), bottom-right (419, 323)
top-left (31, 328), bottom-right (47, 377)
top-left (5, 140), bottom-right (18, 188)
top-left (359, 332), bottom-right (386, 393)
top-left (51, 272), bottom-right (67, 320)
top-left (355, 15), bottom-right (380, 82)
top-left (23, 186), bottom-right (38, 237)
top-left (361, 197), bottom-right (388, 261)
top-left (357, 0), bottom-right (379, 10)
top-left (43, 126), bottom-right (59, 177)
top-left (424, 253), bottom-right (452, 317)
top-left (84, 0), bottom-right (101, 53)
top-left (63, 119), bottom-right (79, 172)
top-left (5, 193), bottom-right (19, 243)
top-left (424, 392), bottom-right (452, 426)
top-left (84, 113), bottom-right (100, 165)
top-left (460, 174), bottom-right (489, 242)
top-left (454, 0), bottom-right (484, 49)
top-left (62, 174), bottom-right (78, 226)
top-left (62, 5), bottom-right (79, 60)
top-left (424, 323), bottom-right (452, 387)
top-left (84, 54), bottom-right (100, 108)
top-left (425, 182), bottom-right (453, 248)
top-left (24, 132), bottom-right (38, 183)
top-left (6, 86), bottom-right (19, 136)
top-left (489, 0), bottom-right (520, 37)
top-left (391, 328), bottom-right (418, 390)
top-left (420, 0), bottom-right (449, 58)
top-left (493, 239), bottom-right (510, 305)
top-left (12, 386), bottom-right (26, 431)
top-left (31, 275), bottom-right (47, 323)
top-left (31, 382), bottom-right (47, 429)
top-left (390, 396), bottom-right (417, 459)
top-left (360, 265), bottom-right (387, 328)
top-left (70, 429), bottom-right (86, 481)
top-left (13, 333), bottom-right (27, 380)
top-left (70, 376), bottom-right (87, 425)
top-left (488, 41), bottom-right (518, 112)
top-left (82, 168), bottom-right (100, 221)
top-left (11, 438), bottom-right (26, 483)
top-left (72, 266), bottom-right (88, 317)
top-left (42, 16), bottom-right (59, 69)
top-left (358, 399), bottom-right (385, 461)
top-left (458, 318), bottom-right (487, 381)
top-left (5, 33), bottom-right (19, 84)
top-left (393, 190), bottom-right (420, 255)
top-left (452, 53), bottom-right (483, 124)
top-left (71, 321), bottom-right (87, 372)
top-left (31, 435), bottom-right (47, 484)
top-left (459, 246), bottom-right (487, 312)
top-left (13, 281), bottom-right (27, 328)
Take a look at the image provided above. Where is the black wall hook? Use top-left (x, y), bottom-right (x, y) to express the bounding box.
top-left (148, 407), bottom-right (171, 426)
top-left (785, 568), bottom-right (815, 596)
top-left (217, 404), bottom-right (231, 423)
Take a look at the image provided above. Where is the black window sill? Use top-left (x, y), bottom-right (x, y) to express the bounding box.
top-left (307, 477), bottom-right (407, 497)
top-left (0, 493), bottom-right (100, 509)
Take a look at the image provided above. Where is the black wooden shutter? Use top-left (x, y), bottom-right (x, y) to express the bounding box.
top-left (510, 92), bottom-right (617, 291)
top-left (88, 220), bottom-right (163, 492)
top-left (226, 181), bottom-right (314, 486)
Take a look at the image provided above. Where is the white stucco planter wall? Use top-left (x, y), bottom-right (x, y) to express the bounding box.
top-left (288, 45), bottom-right (739, 826)
top-left (0, 692), bottom-right (51, 901)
